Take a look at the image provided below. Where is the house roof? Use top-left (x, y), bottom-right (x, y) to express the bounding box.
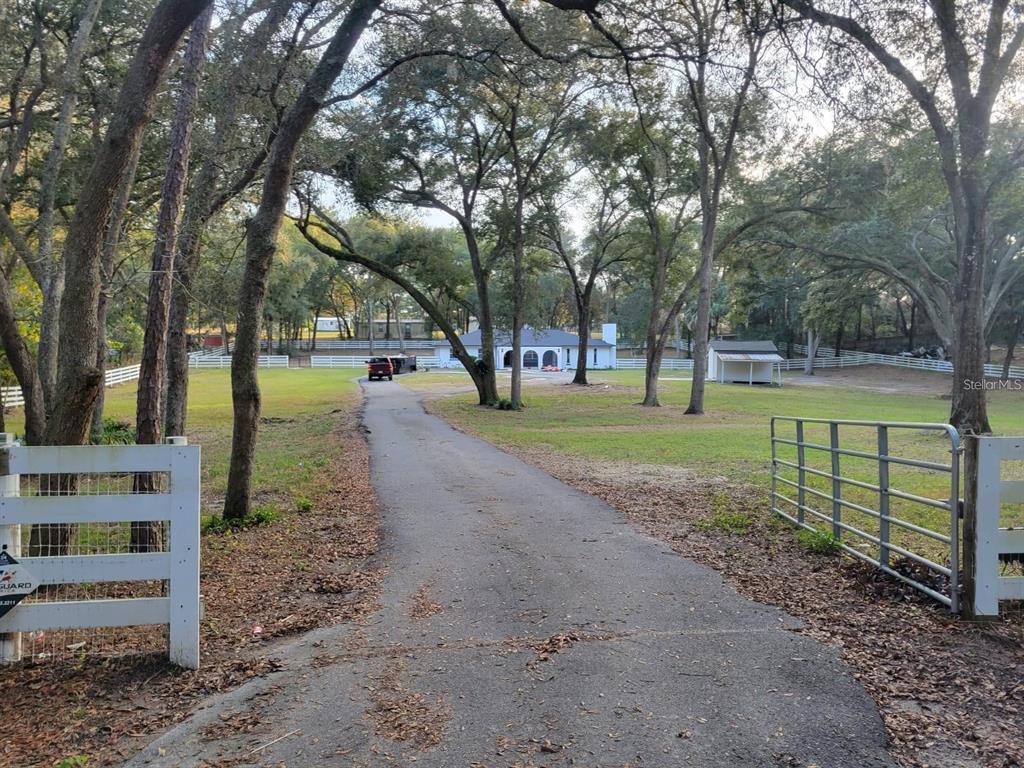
top-left (441, 327), bottom-right (614, 348)
top-left (709, 339), bottom-right (779, 354)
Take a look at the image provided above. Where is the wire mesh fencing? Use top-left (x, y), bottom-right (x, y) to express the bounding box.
top-left (0, 439), bottom-right (200, 668)
top-left (11, 472), bottom-right (171, 663)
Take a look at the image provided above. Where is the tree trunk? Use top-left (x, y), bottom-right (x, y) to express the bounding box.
top-left (685, 211), bottom-right (716, 415)
top-left (948, 203), bottom-right (991, 434)
top-left (224, 0), bottom-right (381, 520)
top-left (34, 0), bottom-right (105, 411)
top-left (132, 7), bottom-right (212, 551)
top-left (641, 255), bottom-right (668, 407)
top-left (367, 301), bottom-right (375, 354)
top-left (804, 329), bottom-right (818, 375)
top-left (642, 330), bottom-right (664, 407)
top-left (394, 297), bottom-right (406, 354)
top-left (573, 298), bottom-right (591, 386)
top-left (834, 324), bottom-right (843, 357)
top-left (510, 208), bottom-right (525, 408)
top-left (454, 227), bottom-right (497, 404)
top-left (36, 267), bottom-right (65, 409)
top-left (44, 0), bottom-right (214, 448)
top-left (0, 270), bottom-right (45, 444)
top-left (92, 143), bottom-right (142, 439)
top-left (164, 216), bottom-right (202, 437)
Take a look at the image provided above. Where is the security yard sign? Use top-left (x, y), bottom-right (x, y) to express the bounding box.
top-left (0, 547), bottom-right (38, 619)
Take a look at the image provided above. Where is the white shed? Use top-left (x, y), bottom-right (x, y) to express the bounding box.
top-left (707, 340), bottom-right (783, 386)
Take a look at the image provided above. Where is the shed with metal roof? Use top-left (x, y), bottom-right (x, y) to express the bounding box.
top-left (707, 340), bottom-right (783, 385)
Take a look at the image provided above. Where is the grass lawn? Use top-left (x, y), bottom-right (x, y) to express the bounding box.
top-left (4, 368), bottom-right (363, 516)
top-left (430, 368), bottom-right (1024, 472)
top-left (429, 368), bottom-right (1024, 564)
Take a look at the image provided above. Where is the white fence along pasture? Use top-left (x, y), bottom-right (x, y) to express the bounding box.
top-left (1, 364), bottom-right (142, 410)
top-left (189, 355), bottom-right (289, 369)
top-left (0, 435), bottom-right (201, 668)
top-left (791, 344), bottom-right (1024, 379)
top-left (310, 355), bottom-right (441, 369)
top-left (974, 436), bottom-right (1024, 617)
top-left (617, 358), bottom-right (694, 371)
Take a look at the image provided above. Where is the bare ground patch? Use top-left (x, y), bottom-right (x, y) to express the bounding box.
top-left (785, 364), bottom-right (960, 396)
top-left (497, 444), bottom-right (1024, 768)
top-left (0, 404), bottom-right (382, 768)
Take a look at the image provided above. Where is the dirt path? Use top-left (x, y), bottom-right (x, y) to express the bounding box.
top-left (128, 381), bottom-right (895, 767)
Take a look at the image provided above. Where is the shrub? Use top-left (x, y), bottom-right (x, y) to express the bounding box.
top-left (495, 398), bottom-right (525, 411)
top-left (295, 496), bottom-right (313, 513)
top-left (797, 528), bottom-right (842, 555)
top-left (56, 758), bottom-right (90, 768)
top-left (93, 418), bottom-right (134, 445)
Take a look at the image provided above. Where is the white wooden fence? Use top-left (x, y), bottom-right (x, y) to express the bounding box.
top-left (1, 364), bottom-right (142, 410)
top-left (974, 436), bottom-right (1024, 617)
top-left (791, 344), bottom-right (1024, 379)
top-left (0, 435), bottom-right (201, 668)
top-left (617, 358), bottom-right (695, 371)
top-left (189, 355), bottom-right (289, 369)
top-left (309, 355), bottom-right (441, 369)
top-left (310, 356), bottom-right (373, 368)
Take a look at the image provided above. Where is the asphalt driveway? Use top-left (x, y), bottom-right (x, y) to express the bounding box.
top-left (128, 380), bottom-right (895, 767)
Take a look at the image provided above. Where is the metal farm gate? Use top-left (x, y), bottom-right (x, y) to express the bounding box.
top-left (770, 417), bottom-right (962, 612)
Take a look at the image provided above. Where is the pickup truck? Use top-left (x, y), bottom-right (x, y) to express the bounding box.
top-left (366, 357), bottom-right (394, 381)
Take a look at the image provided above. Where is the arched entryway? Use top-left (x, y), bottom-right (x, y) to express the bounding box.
top-left (503, 350), bottom-right (513, 368)
top-left (542, 350), bottom-right (557, 367)
top-left (523, 350), bottom-right (539, 368)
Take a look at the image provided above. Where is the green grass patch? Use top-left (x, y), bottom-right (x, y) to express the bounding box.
top-left (431, 370), bottom-right (1024, 564)
top-left (694, 509), bottom-right (754, 535)
top-left (4, 369), bottom-right (363, 520)
top-left (796, 528), bottom-right (843, 555)
top-left (202, 504), bottom-right (281, 534)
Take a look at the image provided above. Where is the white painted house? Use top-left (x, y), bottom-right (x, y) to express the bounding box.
top-left (435, 325), bottom-right (617, 370)
top-left (707, 340), bottom-right (784, 385)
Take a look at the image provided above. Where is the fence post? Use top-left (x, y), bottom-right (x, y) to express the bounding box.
top-left (0, 432), bottom-right (21, 663)
top-left (949, 431), bottom-right (962, 615)
top-left (877, 426), bottom-right (890, 567)
top-left (796, 421), bottom-right (806, 525)
top-left (829, 422), bottom-right (842, 539)
top-left (961, 435), bottom-right (980, 618)
top-left (972, 437), bottom-right (1000, 617)
top-left (166, 436), bottom-right (201, 669)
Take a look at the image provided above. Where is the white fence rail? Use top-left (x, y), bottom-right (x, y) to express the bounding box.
top-left (791, 344), bottom-right (1024, 379)
top-left (0, 435), bottom-right (201, 668)
top-left (975, 435), bottom-right (1024, 616)
top-left (189, 355), bottom-right (289, 369)
top-left (310, 356), bottom-right (371, 369)
top-left (309, 355), bottom-right (441, 369)
top-left (617, 358), bottom-right (694, 371)
top-left (2, 364), bottom-right (143, 410)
